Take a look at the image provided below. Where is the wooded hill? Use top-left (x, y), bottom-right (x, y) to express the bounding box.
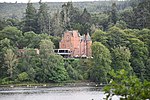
top-left (0, 0), bottom-right (135, 19)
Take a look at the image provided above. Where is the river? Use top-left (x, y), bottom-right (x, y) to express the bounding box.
top-left (0, 86), bottom-right (119, 100)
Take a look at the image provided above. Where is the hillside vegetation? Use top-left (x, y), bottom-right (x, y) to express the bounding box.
top-left (0, 0), bottom-right (150, 99)
top-left (0, 1), bottom-right (131, 19)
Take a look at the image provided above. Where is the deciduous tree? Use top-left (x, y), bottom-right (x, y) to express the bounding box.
top-left (4, 49), bottom-right (18, 79)
top-left (90, 42), bottom-right (111, 83)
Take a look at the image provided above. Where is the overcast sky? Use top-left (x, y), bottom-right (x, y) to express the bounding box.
top-left (0, 0), bottom-right (101, 3)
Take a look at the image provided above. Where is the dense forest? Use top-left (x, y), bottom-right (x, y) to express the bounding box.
top-left (0, 0), bottom-right (150, 98)
top-left (0, 0), bottom-right (134, 19)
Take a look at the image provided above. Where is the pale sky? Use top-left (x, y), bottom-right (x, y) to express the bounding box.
top-left (0, 0), bottom-right (100, 3)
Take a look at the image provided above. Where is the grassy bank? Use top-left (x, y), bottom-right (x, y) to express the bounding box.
top-left (0, 80), bottom-right (99, 88)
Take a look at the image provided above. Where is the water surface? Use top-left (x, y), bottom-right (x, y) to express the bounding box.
top-left (0, 86), bottom-right (119, 100)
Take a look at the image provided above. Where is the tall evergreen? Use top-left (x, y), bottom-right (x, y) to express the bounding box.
top-left (37, 3), bottom-right (51, 34)
top-left (80, 8), bottom-right (92, 34)
top-left (133, 0), bottom-right (150, 29)
top-left (51, 10), bottom-right (64, 36)
top-left (111, 3), bottom-right (118, 24)
top-left (60, 2), bottom-right (72, 30)
top-left (22, 3), bottom-right (37, 33)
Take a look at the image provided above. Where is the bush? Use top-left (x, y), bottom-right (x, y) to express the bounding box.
top-left (1, 77), bottom-right (14, 85)
top-left (18, 72), bottom-right (29, 82)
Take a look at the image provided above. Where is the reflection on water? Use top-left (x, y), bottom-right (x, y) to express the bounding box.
top-left (0, 86), bottom-right (118, 100)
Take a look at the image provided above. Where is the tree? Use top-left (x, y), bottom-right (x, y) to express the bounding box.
top-left (0, 38), bottom-right (11, 79)
top-left (1, 26), bottom-right (23, 49)
top-left (90, 42), bottom-right (111, 83)
top-left (110, 3), bottom-right (118, 24)
top-left (4, 49), bottom-right (18, 79)
top-left (60, 2), bottom-right (72, 30)
top-left (138, 29), bottom-right (150, 54)
top-left (137, 29), bottom-right (150, 81)
top-left (65, 61), bottom-right (81, 80)
top-left (0, 18), bottom-right (7, 31)
top-left (69, 7), bottom-right (80, 24)
top-left (51, 10), bottom-right (64, 36)
top-left (22, 33), bottom-right (52, 49)
top-left (38, 39), bottom-right (69, 82)
top-left (6, 18), bottom-right (20, 29)
top-left (129, 38), bottom-right (148, 80)
top-left (16, 48), bottom-right (38, 82)
top-left (145, 58), bottom-right (150, 81)
top-left (91, 13), bottom-right (109, 31)
top-left (133, 0), bottom-right (150, 29)
top-left (107, 26), bottom-right (129, 48)
top-left (71, 59), bottom-right (90, 80)
top-left (103, 69), bottom-right (150, 100)
top-left (39, 39), bottom-right (54, 57)
top-left (21, 31), bottom-right (37, 48)
top-left (42, 54), bottom-right (69, 82)
top-left (80, 8), bottom-right (91, 34)
top-left (115, 20), bottom-right (127, 29)
top-left (37, 3), bottom-right (51, 34)
top-left (22, 3), bottom-right (37, 33)
top-left (60, 2), bottom-right (81, 31)
top-left (111, 46), bottom-right (132, 73)
top-left (80, 8), bottom-right (91, 25)
top-left (91, 29), bottom-right (108, 46)
top-left (119, 7), bottom-right (135, 28)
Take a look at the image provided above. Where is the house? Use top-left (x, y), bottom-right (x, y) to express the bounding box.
top-left (59, 30), bottom-right (92, 58)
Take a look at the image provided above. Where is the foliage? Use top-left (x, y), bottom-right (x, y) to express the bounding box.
top-left (64, 59), bottom-right (89, 80)
top-left (21, 31), bottom-right (37, 48)
top-left (0, 0), bottom-right (150, 84)
top-left (0, 19), bottom-right (7, 31)
top-left (133, 0), bottom-right (150, 29)
top-left (39, 54), bottom-right (69, 83)
top-left (1, 77), bottom-right (14, 85)
top-left (119, 7), bottom-right (134, 28)
top-left (90, 42), bottom-right (111, 83)
top-left (4, 48), bottom-right (18, 79)
top-left (91, 29), bottom-right (108, 45)
top-left (0, 38), bottom-right (12, 79)
top-left (37, 3), bottom-right (51, 34)
top-left (103, 69), bottom-right (150, 100)
top-left (39, 39), bottom-right (54, 57)
top-left (16, 48), bottom-right (38, 82)
top-left (51, 11), bottom-right (64, 36)
top-left (91, 13), bottom-right (109, 31)
top-left (111, 3), bottom-right (118, 24)
top-left (111, 46), bottom-right (132, 72)
top-left (65, 63), bottom-right (81, 80)
top-left (128, 38), bottom-right (148, 80)
top-left (22, 3), bottom-right (37, 33)
top-left (0, 26), bottom-right (23, 48)
top-left (18, 72), bottom-right (29, 82)
top-left (38, 39), bottom-right (69, 82)
top-left (115, 20), bottom-right (127, 29)
top-left (107, 26), bottom-right (129, 48)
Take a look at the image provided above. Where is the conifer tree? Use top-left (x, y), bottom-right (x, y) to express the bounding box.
top-left (22, 3), bottom-right (37, 33)
top-left (37, 3), bottom-right (51, 34)
top-left (111, 3), bottom-right (118, 24)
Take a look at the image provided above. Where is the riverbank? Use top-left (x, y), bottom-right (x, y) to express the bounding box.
top-left (0, 81), bottom-right (105, 88)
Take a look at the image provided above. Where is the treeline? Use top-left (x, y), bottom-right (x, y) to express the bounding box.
top-left (91, 27), bottom-right (150, 83)
top-left (0, 0), bottom-right (132, 19)
top-left (1, 0), bottom-right (150, 36)
top-left (0, 0), bottom-right (150, 84)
